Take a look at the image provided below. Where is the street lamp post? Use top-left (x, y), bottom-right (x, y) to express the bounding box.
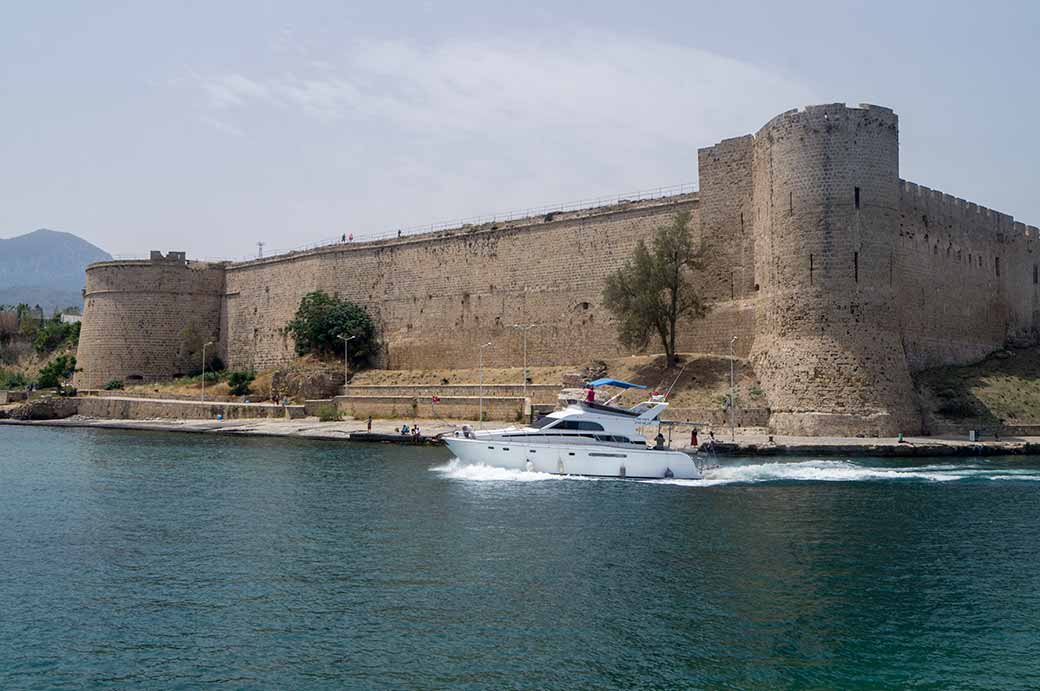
top-left (729, 336), bottom-right (738, 442)
top-left (201, 341), bottom-right (215, 402)
top-left (510, 323), bottom-right (540, 399)
top-left (339, 334), bottom-right (357, 396)
top-left (479, 342), bottom-right (492, 428)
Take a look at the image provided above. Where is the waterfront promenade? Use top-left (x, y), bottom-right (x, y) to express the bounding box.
top-left (4, 415), bottom-right (1040, 457)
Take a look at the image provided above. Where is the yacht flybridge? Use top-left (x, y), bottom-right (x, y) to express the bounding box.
top-left (442, 378), bottom-right (701, 479)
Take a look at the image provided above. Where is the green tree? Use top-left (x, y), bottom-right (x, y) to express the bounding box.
top-left (226, 370), bottom-right (255, 396)
top-left (602, 211), bottom-right (709, 366)
top-left (32, 317), bottom-right (80, 354)
top-left (285, 291), bottom-right (377, 366)
top-left (37, 355), bottom-right (77, 388)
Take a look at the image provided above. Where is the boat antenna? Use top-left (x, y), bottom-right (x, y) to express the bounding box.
top-left (663, 366), bottom-right (686, 400)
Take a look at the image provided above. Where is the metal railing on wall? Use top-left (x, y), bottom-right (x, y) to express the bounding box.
top-left (109, 181), bottom-right (697, 263)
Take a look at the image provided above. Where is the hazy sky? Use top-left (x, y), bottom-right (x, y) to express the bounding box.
top-left (2, 1), bottom-right (1037, 259)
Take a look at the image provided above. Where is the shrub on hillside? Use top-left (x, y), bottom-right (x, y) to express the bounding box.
top-left (0, 369), bottom-right (28, 389)
top-left (31, 317), bottom-right (80, 354)
top-left (227, 370), bottom-right (256, 396)
top-left (316, 404), bottom-right (343, 422)
top-left (284, 291), bottom-right (376, 366)
top-left (103, 379), bottom-right (124, 390)
top-left (37, 355), bottom-right (77, 389)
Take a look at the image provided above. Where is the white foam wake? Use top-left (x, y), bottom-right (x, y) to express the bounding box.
top-left (430, 459), bottom-right (598, 482)
top-left (648, 460), bottom-right (1040, 487)
top-left (432, 458), bottom-right (1040, 487)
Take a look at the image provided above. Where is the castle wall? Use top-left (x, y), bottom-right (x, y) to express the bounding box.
top-left (74, 259), bottom-right (225, 388)
top-left (222, 253), bottom-right (324, 372)
top-left (222, 196), bottom-right (755, 373)
top-left (895, 182), bottom-right (1033, 370)
top-left (697, 135), bottom-right (755, 300)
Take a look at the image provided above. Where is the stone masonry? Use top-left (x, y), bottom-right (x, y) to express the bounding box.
top-left (74, 103), bottom-right (1040, 435)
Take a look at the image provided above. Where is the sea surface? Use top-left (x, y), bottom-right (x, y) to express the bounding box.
top-left (2, 426), bottom-right (1039, 690)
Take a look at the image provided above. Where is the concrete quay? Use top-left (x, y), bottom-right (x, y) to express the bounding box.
top-left (5, 417), bottom-right (1040, 458)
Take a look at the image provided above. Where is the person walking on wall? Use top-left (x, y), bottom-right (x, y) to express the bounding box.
top-left (367, 415), bottom-right (373, 432)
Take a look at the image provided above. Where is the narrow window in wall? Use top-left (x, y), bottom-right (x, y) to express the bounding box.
top-left (854, 187), bottom-right (861, 209)
top-left (996, 257), bottom-right (1001, 277)
top-left (1034, 264), bottom-right (1038, 285)
top-left (740, 212), bottom-right (744, 232)
top-left (809, 253), bottom-right (814, 286)
top-left (789, 191), bottom-right (793, 214)
top-left (730, 271), bottom-right (735, 299)
top-left (968, 253), bottom-right (972, 266)
top-left (854, 251), bottom-right (859, 283)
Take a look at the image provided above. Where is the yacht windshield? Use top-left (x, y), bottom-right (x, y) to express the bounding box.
top-left (531, 416), bottom-right (559, 429)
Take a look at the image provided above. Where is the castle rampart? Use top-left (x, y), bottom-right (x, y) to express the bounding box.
top-left (75, 103), bottom-right (1040, 435)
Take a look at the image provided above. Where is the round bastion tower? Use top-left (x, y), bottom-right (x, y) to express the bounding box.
top-left (750, 104), bottom-right (920, 435)
top-left (74, 252), bottom-right (226, 389)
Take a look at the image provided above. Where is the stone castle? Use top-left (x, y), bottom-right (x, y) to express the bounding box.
top-left (74, 103), bottom-right (1040, 435)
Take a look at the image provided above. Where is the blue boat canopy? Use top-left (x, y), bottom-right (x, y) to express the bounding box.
top-left (586, 377), bottom-right (647, 390)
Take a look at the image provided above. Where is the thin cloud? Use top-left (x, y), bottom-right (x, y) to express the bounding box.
top-left (179, 32), bottom-right (817, 250)
top-left (192, 32), bottom-right (815, 141)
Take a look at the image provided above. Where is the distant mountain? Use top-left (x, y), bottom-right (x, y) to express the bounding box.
top-left (0, 229), bottom-right (111, 313)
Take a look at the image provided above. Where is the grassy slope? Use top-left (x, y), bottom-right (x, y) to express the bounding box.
top-left (915, 347), bottom-right (1040, 426)
top-left (352, 353), bottom-right (764, 411)
top-left (115, 353), bottom-right (763, 410)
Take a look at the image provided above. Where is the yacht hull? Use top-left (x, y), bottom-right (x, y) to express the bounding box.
top-left (443, 437), bottom-right (700, 479)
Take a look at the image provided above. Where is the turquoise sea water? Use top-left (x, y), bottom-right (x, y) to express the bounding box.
top-left (2, 426), bottom-right (1039, 690)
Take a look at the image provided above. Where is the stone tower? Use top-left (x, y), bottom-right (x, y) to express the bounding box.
top-left (74, 253), bottom-right (225, 389)
top-left (749, 104), bottom-right (918, 435)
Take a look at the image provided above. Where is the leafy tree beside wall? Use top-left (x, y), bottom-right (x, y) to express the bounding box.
top-left (227, 371), bottom-right (256, 396)
top-left (37, 355), bottom-right (77, 389)
top-left (602, 211), bottom-right (709, 366)
top-left (284, 291), bottom-right (377, 367)
top-left (31, 317), bottom-right (80, 354)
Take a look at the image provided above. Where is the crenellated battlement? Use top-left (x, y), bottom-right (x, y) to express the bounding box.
top-left (758, 102), bottom-right (899, 138)
top-left (899, 179), bottom-right (1016, 232)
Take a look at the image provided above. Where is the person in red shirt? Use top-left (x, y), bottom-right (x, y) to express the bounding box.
top-left (585, 386), bottom-right (595, 403)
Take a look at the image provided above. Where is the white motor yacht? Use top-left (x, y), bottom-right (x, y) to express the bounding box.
top-left (442, 379), bottom-right (701, 479)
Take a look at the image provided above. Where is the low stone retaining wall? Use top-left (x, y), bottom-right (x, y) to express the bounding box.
top-left (924, 420), bottom-right (1040, 439)
top-left (304, 395), bottom-right (529, 422)
top-left (5, 396), bottom-right (79, 420)
top-left (0, 390), bottom-right (28, 404)
top-left (78, 389), bottom-right (239, 402)
top-left (77, 396), bottom-right (305, 420)
top-left (663, 407), bottom-right (771, 428)
top-left (345, 385), bottom-right (559, 405)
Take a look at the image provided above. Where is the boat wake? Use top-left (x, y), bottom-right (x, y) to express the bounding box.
top-left (649, 460), bottom-right (1040, 487)
top-left (430, 459), bottom-right (599, 483)
top-left (433, 458), bottom-right (1040, 486)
